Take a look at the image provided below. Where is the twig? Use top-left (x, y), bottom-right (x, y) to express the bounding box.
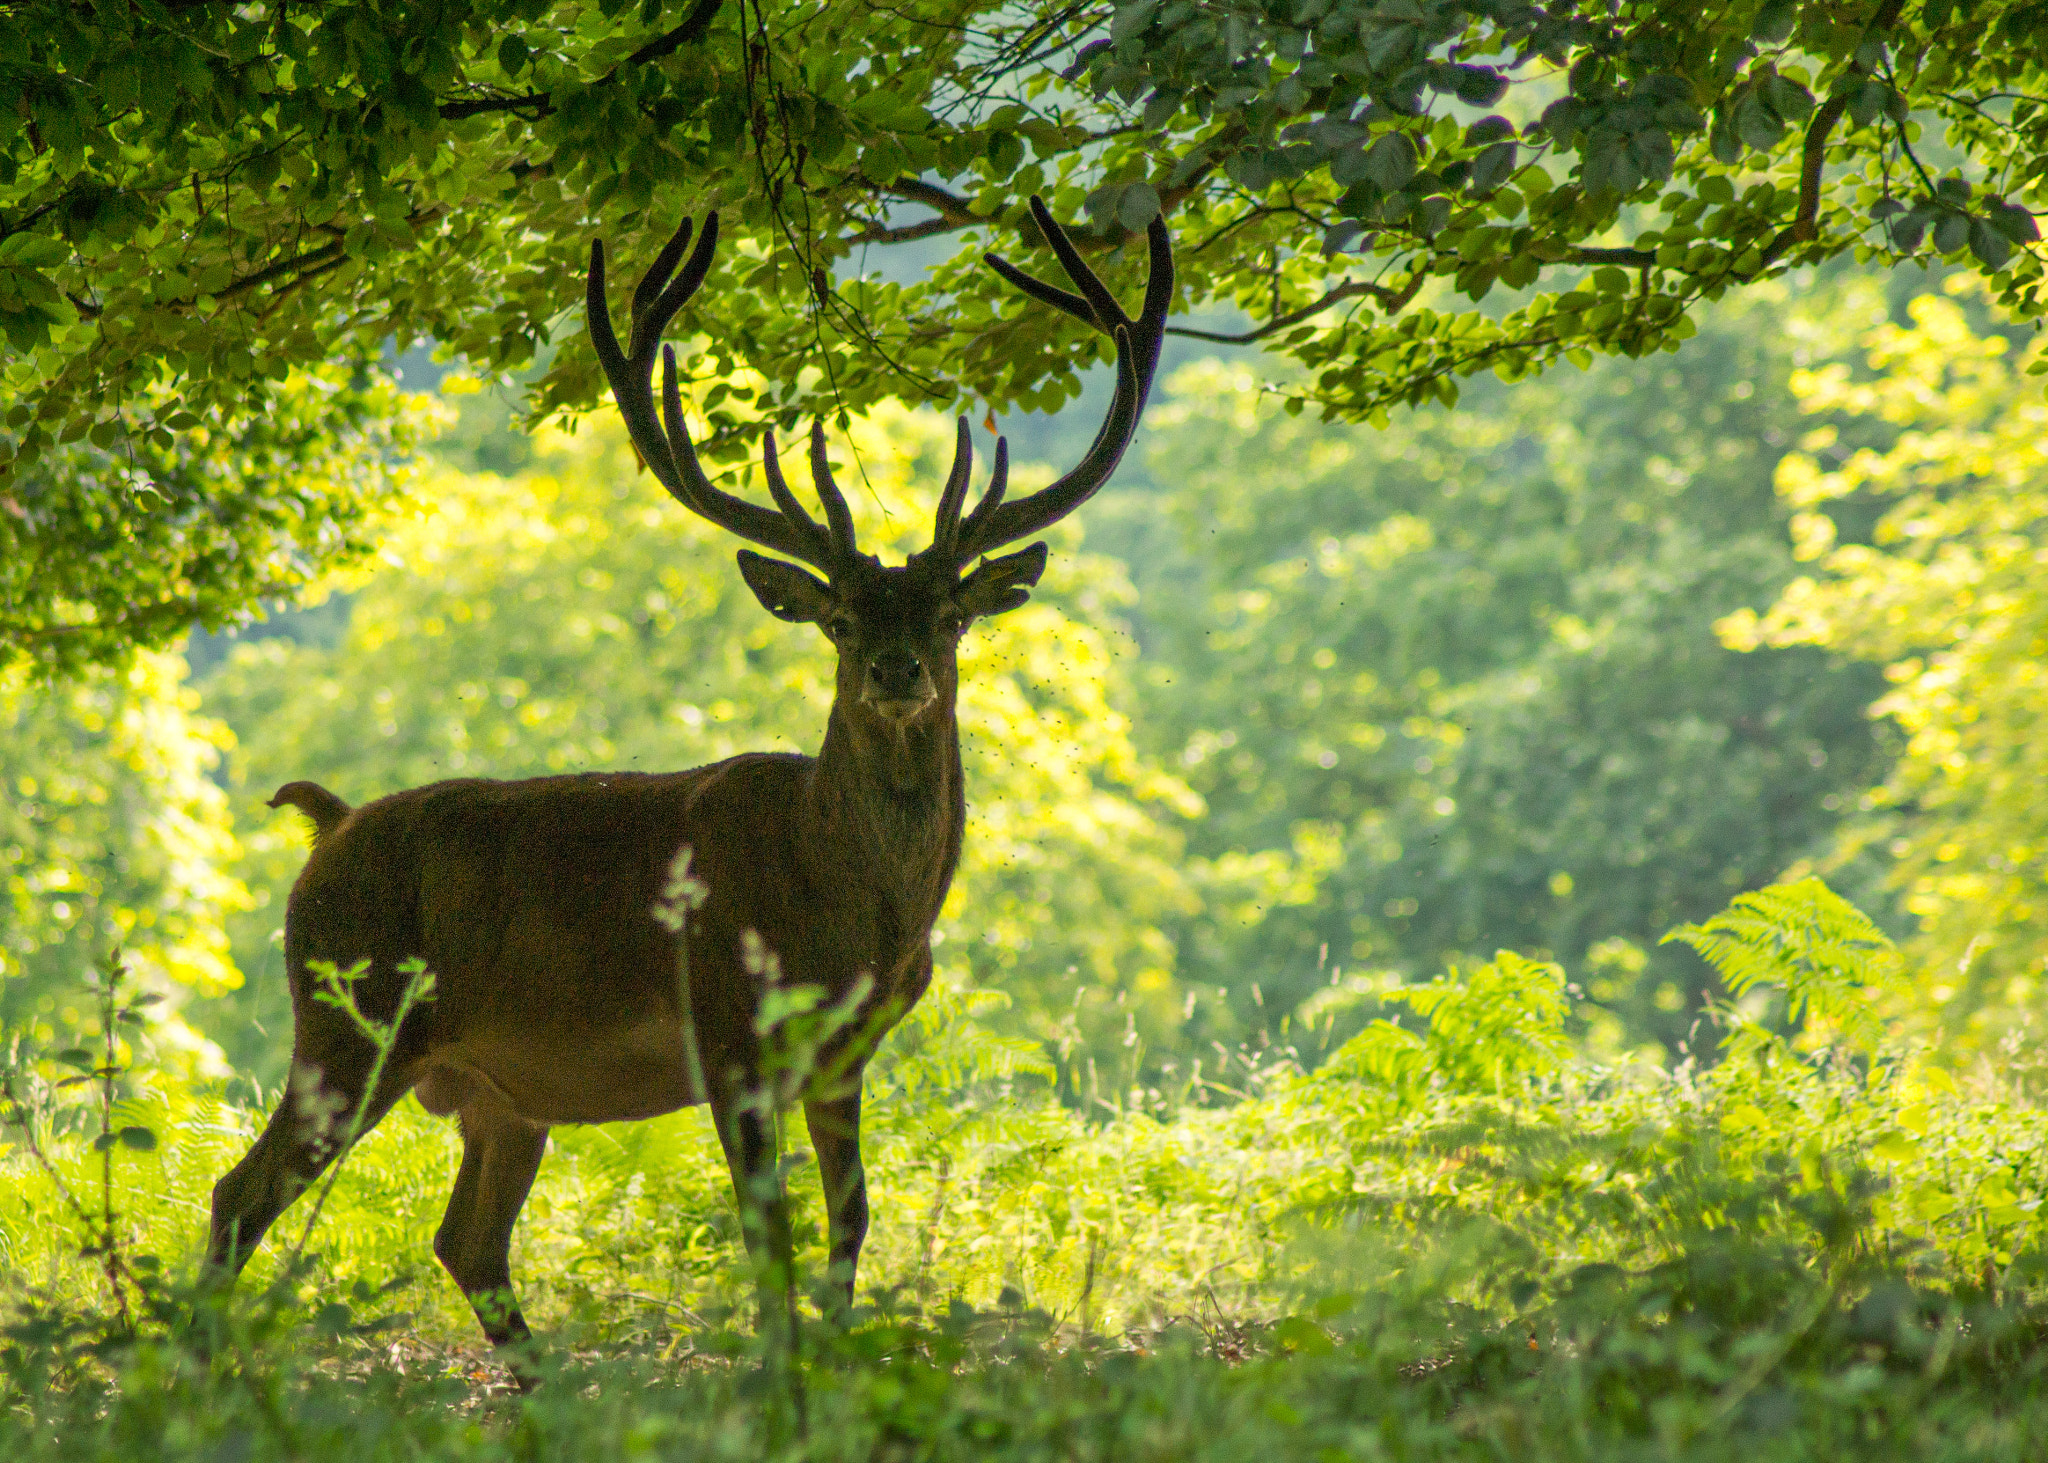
top-left (438, 0), bottom-right (726, 120)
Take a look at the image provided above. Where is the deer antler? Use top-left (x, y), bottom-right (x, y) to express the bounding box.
top-left (592, 199), bottom-right (1173, 579)
top-left (941, 196), bottom-right (1175, 564)
top-left (587, 216), bottom-right (857, 573)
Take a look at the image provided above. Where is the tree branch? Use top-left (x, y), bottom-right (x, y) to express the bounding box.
top-left (213, 237), bottom-right (347, 303)
top-left (438, 91), bottom-right (553, 121)
top-left (1567, 245), bottom-right (1658, 266)
top-left (1755, 0), bottom-right (1907, 272)
top-left (1166, 273), bottom-right (1422, 345)
top-left (627, 0), bottom-right (727, 63)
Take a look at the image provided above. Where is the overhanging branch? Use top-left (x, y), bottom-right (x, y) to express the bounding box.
top-left (1166, 276), bottom-right (1416, 345)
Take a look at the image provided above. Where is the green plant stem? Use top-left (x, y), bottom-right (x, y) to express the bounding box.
top-left (285, 964), bottom-right (435, 1269)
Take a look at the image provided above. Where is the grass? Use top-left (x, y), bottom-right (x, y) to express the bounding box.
top-left (6, 888), bottom-right (2048, 1460)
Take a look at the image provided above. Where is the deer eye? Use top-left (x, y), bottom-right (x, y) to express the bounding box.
top-left (939, 611), bottom-right (967, 637)
top-left (826, 614), bottom-right (856, 639)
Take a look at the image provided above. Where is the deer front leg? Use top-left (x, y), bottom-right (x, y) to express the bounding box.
top-left (804, 1087), bottom-right (868, 1316)
top-left (709, 1088), bottom-right (797, 1337)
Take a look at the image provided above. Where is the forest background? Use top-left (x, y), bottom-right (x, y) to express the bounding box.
top-left (6, 256), bottom-right (2041, 1092)
top-left (5, 0), bottom-right (2048, 1456)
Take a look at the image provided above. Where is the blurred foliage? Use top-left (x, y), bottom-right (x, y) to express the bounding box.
top-left (5, 0), bottom-right (2047, 673)
top-left (1726, 277), bottom-right (2048, 1048)
top-left (195, 404), bottom-right (1216, 1089)
top-left (1098, 277), bottom-right (1895, 1056)
top-left (0, 653), bottom-right (244, 1070)
top-left (0, 369), bottom-right (432, 678)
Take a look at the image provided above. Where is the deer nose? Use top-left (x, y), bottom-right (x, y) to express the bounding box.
top-left (866, 650), bottom-right (924, 700)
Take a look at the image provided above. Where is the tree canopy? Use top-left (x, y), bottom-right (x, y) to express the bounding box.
top-left (1725, 277), bottom-right (2048, 1046)
top-left (4, 0), bottom-right (2046, 663)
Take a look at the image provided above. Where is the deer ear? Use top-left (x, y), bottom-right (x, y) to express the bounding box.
top-left (956, 541), bottom-right (1049, 619)
top-left (737, 550), bottom-right (835, 623)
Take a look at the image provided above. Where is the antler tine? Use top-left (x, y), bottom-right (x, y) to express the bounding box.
top-left (807, 422), bottom-right (859, 563)
top-left (627, 217), bottom-right (699, 349)
top-left (654, 346), bottom-right (835, 569)
top-left (588, 234), bottom-right (685, 496)
top-left (931, 416), bottom-right (975, 555)
top-left (956, 199), bottom-right (1173, 560)
top-left (761, 429), bottom-right (835, 562)
top-left (588, 212), bottom-right (842, 573)
top-left (955, 434), bottom-right (1008, 548)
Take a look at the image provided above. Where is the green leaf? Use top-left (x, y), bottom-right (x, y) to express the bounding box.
top-left (1846, 78), bottom-right (1889, 128)
top-left (1362, 131), bottom-right (1417, 192)
top-left (1452, 65), bottom-right (1506, 107)
top-left (1969, 218), bottom-right (2012, 271)
top-left (1985, 203), bottom-right (2041, 245)
top-left (986, 130), bottom-right (1025, 175)
top-left (1465, 114), bottom-right (1515, 146)
top-left (119, 1126), bottom-right (157, 1151)
top-left (1764, 73), bottom-right (1814, 123)
top-left (1116, 181), bottom-right (1161, 231)
top-left (1109, 0), bottom-right (1158, 42)
top-left (1735, 92), bottom-right (1785, 149)
top-left (1469, 140), bottom-right (1519, 194)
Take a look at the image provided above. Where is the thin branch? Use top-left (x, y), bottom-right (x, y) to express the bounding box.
top-left (1566, 245), bottom-right (1658, 266)
top-left (627, 0), bottom-right (727, 63)
top-left (1165, 278), bottom-right (1399, 345)
top-left (1754, 0), bottom-right (1907, 272)
top-left (437, 91), bottom-right (553, 121)
top-left (213, 236), bottom-right (347, 303)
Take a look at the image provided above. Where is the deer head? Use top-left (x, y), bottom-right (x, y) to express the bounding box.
top-left (585, 199), bottom-right (1174, 729)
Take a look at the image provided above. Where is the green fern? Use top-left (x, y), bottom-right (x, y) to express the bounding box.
top-left (1325, 950), bottom-right (1571, 1100)
top-left (869, 978), bottom-right (1055, 1102)
top-left (1662, 877), bottom-right (1900, 1058)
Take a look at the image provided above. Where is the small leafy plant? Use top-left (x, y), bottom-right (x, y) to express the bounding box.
top-left (0, 945), bottom-right (161, 1330)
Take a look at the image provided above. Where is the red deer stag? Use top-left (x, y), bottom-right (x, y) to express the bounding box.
top-left (204, 198), bottom-right (1174, 1358)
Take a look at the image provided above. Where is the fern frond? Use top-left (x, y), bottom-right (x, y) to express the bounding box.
top-left (1663, 878), bottom-right (1900, 1057)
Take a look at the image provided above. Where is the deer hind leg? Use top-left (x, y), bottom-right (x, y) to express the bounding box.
top-left (433, 1105), bottom-right (549, 1366)
top-left (206, 1040), bottom-right (413, 1278)
top-left (804, 1087), bottom-right (869, 1315)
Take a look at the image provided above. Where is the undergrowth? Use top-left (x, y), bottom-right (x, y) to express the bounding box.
top-left (5, 879), bottom-right (2048, 1461)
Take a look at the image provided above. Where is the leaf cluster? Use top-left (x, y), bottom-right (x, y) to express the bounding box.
top-left (2, 0), bottom-right (2045, 680)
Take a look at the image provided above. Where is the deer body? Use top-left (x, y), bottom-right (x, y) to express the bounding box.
top-left (205, 199), bottom-right (1172, 1368)
top-left (282, 661), bottom-right (963, 1112)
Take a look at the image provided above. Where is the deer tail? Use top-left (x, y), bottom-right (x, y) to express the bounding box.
top-left (268, 781), bottom-right (353, 842)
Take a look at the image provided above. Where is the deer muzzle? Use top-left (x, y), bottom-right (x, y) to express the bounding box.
top-left (862, 651), bottom-right (936, 722)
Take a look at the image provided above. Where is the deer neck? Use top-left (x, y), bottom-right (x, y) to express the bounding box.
top-left (808, 698), bottom-right (964, 888)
